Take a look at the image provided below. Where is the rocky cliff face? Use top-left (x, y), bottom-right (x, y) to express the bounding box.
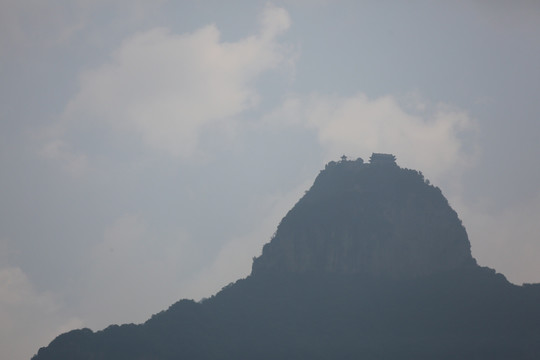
top-left (33, 154), bottom-right (540, 360)
top-left (252, 155), bottom-right (477, 278)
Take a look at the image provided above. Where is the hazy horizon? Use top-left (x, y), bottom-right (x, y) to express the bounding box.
top-left (2, 2), bottom-right (540, 359)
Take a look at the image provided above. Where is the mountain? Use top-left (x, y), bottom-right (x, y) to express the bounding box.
top-left (252, 154), bottom-right (475, 278)
top-left (33, 154), bottom-right (540, 360)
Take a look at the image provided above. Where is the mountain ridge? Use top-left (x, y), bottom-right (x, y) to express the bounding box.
top-left (32, 154), bottom-right (540, 360)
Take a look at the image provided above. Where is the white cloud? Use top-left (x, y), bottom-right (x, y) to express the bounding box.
top-left (0, 266), bottom-right (82, 360)
top-left (56, 4), bottom-right (292, 159)
top-left (264, 93), bottom-right (476, 184)
top-left (260, 3), bottom-right (291, 40)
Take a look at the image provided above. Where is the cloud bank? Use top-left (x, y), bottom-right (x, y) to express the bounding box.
top-left (53, 4), bottom-right (291, 160)
top-left (264, 93), bottom-right (476, 183)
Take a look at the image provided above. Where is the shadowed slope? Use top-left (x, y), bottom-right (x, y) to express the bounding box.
top-left (252, 157), bottom-right (476, 277)
top-left (32, 155), bottom-right (540, 360)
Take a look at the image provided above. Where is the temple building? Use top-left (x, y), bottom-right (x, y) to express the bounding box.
top-left (369, 153), bottom-right (397, 165)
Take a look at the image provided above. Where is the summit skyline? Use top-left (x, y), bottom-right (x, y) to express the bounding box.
top-left (2, 2), bottom-right (540, 359)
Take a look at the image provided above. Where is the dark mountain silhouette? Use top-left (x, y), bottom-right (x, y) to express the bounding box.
top-left (33, 154), bottom-right (540, 360)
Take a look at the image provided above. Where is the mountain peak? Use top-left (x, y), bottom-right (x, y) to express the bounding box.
top-left (33, 153), bottom-right (540, 360)
top-left (252, 154), bottom-right (476, 278)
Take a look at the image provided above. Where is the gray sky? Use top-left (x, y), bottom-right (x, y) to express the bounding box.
top-left (1, 1), bottom-right (540, 359)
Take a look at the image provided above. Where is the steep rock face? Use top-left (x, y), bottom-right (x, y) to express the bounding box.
top-left (252, 156), bottom-right (476, 278)
top-left (32, 154), bottom-right (540, 360)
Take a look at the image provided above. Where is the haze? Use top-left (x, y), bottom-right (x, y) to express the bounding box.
top-left (1, 1), bottom-right (540, 359)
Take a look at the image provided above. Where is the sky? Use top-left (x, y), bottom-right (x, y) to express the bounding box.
top-left (1, 1), bottom-right (540, 359)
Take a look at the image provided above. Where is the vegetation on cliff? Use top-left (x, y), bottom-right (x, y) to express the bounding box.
top-left (252, 156), bottom-right (476, 277)
top-left (32, 154), bottom-right (540, 360)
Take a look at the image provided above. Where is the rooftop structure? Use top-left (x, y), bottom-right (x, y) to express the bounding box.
top-left (369, 153), bottom-right (397, 165)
